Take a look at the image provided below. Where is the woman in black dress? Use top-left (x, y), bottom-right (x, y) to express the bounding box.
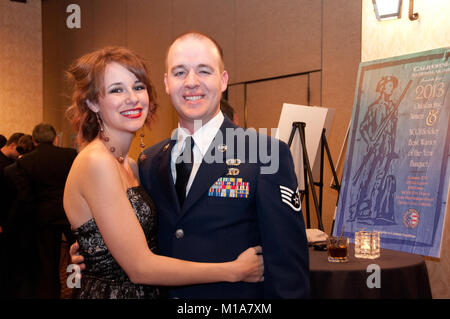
top-left (63, 47), bottom-right (263, 299)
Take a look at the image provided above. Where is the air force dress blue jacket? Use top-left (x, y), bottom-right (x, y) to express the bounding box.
top-left (139, 116), bottom-right (309, 298)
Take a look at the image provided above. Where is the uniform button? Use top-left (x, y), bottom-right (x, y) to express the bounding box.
top-left (175, 229), bottom-right (184, 239)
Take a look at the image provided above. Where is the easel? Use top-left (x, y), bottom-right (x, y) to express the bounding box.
top-left (287, 122), bottom-right (340, 232)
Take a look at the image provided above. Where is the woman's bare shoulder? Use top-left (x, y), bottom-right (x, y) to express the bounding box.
top-left (75, 142), bottom-right (117, 175)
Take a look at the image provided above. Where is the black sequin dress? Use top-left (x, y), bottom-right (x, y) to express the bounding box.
top-left (71, 186), bottom-right (160, 299)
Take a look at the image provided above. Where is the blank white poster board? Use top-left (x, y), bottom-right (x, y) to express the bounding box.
top-left (276, 104), bottom-right (335, 190)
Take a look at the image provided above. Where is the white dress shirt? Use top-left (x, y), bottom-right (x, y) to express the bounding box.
top-left (171, 111), bottom-right (224, 197)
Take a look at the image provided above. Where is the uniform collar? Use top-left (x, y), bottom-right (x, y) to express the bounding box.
top-left (175, 111), bottom-right (224, 156)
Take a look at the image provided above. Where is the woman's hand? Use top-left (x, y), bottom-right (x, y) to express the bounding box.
top-left (233, 246), bottom-right (264, 283)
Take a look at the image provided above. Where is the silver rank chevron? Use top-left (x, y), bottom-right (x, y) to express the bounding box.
top-left (279, 185), bottom-right (301, 212)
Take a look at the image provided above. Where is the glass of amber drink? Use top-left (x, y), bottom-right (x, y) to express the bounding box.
top-left (326, 236), bottom-right (349, 263)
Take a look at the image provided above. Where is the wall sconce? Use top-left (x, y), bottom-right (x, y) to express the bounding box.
top-left (372, 0), bottom-right (402, 20)
top-left (373, 0), bottom-right (419, 21)
top-left (408, 0), bottom-right (419, 21)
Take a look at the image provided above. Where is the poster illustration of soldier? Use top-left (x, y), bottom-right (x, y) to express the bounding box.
top-left (334, 47), bottom-right (450, 258)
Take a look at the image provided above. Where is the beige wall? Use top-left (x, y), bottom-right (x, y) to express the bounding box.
top-left (362, 0), bottom-right (450, 61)
top-left (0, 0), bottom-right (42, 138)
top-left (361, 0), bottom-right (450, 298)
top-left (41, 0), bottom-right (361, 183)
top-left (40, 0), bottom-right (360, 235)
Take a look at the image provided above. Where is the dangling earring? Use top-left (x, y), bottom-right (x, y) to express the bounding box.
top-left (96, 112), bottom-right (109, 142)
top-left (138, 128), bottom-right (147, 163)
top-left (95, 112), bottom-right (125, 163)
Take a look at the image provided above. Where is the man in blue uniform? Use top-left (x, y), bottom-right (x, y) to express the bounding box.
top-left (71, 32), bottom-right (309, 298)
top-left (139, 32), bottom-right (309, 298)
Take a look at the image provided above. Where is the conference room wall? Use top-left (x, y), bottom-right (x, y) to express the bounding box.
top-left (0, 0), bottom-right (42, 138)
top-left (41, 0), bottom-right (361, 236)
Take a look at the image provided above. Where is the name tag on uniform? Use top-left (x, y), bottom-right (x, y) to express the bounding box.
top-left (208, 177), bottom-right (250, 198)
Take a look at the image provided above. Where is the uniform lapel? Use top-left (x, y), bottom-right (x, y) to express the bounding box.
top-left (155, 139), bottom-right (180, 214)
top-left (181, 118), bottom-right (236, 214)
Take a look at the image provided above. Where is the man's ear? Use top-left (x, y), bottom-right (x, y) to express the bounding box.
top-left (221, 70), bottom-right (229, 93)
top-left (164, 73), bottom-right (170, 95)
top-left (86, 99), bottom-right (99, 113)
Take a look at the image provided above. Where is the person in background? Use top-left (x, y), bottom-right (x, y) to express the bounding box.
top-left (0, 132), bottom-right (24, 172)
top-left (220, 98), bottom-right (239, 125)
top-left (7, 123), bottom-right (77, 298)
top-left (0, 132), bottom-right (24, 298)
top-left (0, 133), bottom-right (24, 268)
top-left (3, 134), bottom-right (36, 217)
top-left (15, 134), bottom-right (35, 158)
top-left (2, 134), bottom-right (37, 298)
top-left (0, 135), bottom-right (6, 149)
top-left (1, 133), bottom-right (25, 230)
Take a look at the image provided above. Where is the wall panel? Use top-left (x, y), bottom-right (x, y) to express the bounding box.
top-left (171, 0), bottom-right (236, 83)
top-left (245, 75), bottom-right (309, 132)
top-left (126, 0), bottom-right (177, 158)
top-left (0, 0), bottom-right (42, 137)
top-left (91, 0), bottom-right (127, 48)
top-left (321, 0), bottom-right (362, 233)
top-left (227, 84), bottom-right (245, 126)
top-left (309, 71), bottom-right (322, 106)
top-left (234, 0), bottom-right (321, 83)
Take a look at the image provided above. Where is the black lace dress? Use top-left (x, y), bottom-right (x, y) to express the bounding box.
top-left (71, 186), bottom-right (160, 299)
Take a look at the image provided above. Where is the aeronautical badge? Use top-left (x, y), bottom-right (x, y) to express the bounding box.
top-left (226, 168), bottom-right (240, 176)
top-left (226, 158), bottom-right (241, 166)
top-left (279, 185), bottom-right (301, 212)
top-left (403, 208), bottom-right (419, 229)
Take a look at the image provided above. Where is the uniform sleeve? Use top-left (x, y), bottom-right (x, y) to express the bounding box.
top-left (256, 139), bottom-right (310, 298)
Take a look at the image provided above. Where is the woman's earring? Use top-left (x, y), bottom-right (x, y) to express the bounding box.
top-left (96, 112), bottom-right (109, 142)
top-left (138, 129), bottom-right (147, 163)
top-left (96, 112), bottom-right (124, 163)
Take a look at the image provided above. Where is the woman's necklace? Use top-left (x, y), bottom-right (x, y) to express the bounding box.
top-left (96, 112), bottom-right (125, 163)
top-left (100, 132), bottom-right (125, 163)
top-left (95, 112), bottom-right (147, 164)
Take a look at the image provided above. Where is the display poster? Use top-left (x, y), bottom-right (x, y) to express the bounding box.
top-left (333, 47), bottom-right (450, 257)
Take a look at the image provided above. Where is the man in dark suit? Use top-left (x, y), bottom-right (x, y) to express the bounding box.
top-left (0, 133), bottom-right (24, 231)
top-left (8, 123), bottom-right (77, 298)
top-left (0, 132), bottom-right (24, 298)
top-left (138, 32), bottom-right (309, 298)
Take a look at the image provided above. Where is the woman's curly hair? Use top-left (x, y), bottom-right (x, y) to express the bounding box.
top-left (66, 46), bottom-right (158, 146)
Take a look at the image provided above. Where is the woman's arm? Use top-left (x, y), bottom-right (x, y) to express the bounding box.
top-left (77, 152), bottom-right (263, 286)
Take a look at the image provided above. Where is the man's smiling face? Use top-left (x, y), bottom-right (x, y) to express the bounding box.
top-left (164, 36), bottom-right (228, 133)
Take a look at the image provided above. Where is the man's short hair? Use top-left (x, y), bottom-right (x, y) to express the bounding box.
top-left (6, 132), bottom-right (24, 146)
top-left (165, 31), bottom-right (225, 71)
top-left (16, 134), bottom-right (35, 155)
top-left (32, 123), bottom-right (57, 143)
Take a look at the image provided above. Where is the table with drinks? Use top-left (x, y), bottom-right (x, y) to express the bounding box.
top-left (308, 236), bottom-right (433, 299)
